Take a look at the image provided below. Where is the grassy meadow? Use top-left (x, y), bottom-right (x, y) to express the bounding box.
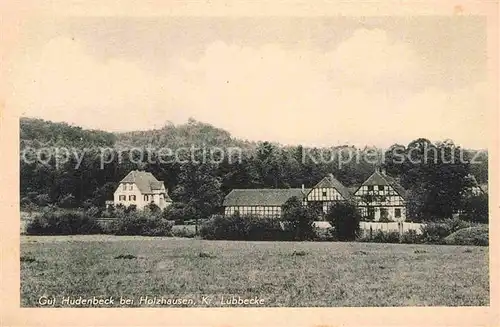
top-left (21, 236), bottom-right (489, 307)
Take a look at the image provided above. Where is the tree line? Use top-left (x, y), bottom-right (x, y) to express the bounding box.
top-left (20, 118), bottom-right (488, 223)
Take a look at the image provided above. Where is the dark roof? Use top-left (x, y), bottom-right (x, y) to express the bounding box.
top-left (308, 173), bottom-right (352, 200)
top-left (120, 170), bottom-right (167, 195)
top-left (223, 188), bottom-right (309, 206)
top-left (348, 186), bottom-right (359, 195)
top-left (359, 170), bottom-right (407, 199)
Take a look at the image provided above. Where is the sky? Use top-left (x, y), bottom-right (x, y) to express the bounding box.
top-left (8, 16), bottom-right (491, 148)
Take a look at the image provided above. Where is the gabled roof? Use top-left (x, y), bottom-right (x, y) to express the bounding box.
top-left (223, 188), bottom-right (310, 207)
top-left (120, 170), bottom-right (167, 195)
top-left (358, 170), bottom-right (407, 199)
top-left (308, 173), bottom-right (352, 200)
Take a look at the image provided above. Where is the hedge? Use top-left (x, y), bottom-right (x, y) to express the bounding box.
top-left (26, 210), bottom-right (102, 235)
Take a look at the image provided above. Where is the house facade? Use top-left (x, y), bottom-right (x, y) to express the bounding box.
top-left (353, 168), bottom-right (407, 221)
top-left (112, 170), bottom-right (172, 210)
top-left (304, 173), bottom-right (352, 213)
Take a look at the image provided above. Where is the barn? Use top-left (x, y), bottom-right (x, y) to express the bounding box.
top-left (222, 188), bottom-right (310, 218)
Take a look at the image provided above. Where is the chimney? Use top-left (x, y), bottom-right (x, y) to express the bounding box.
top-left (301, 184), bottom-right (305, 192)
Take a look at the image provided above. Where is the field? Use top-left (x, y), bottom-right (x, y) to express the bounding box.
top-left (21, 235), bottom-right (489, 307)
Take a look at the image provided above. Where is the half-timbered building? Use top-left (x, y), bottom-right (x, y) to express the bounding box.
top-left (223, 188), bottom-right (310, 217)
top-left (354, 168), bottom-right (407, 221)
top-left (304, 173), bottom-right (352, 213)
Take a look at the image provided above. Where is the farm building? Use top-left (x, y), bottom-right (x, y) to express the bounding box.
top-left (223, 188), bottom-right (310, 217)
top-left (111, 170), bottom-right (172, 210)
top-left (222, 169), bottom-right (409, 221)
top-left (222, 173), bottom-right (352, 218)
top-left (304, 173), bottom-right (352, 213)
top-left (353, 168), bottom-right (407, 221)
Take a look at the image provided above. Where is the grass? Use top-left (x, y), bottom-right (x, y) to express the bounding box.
top-left (21, 235), bottom-right (489, 307)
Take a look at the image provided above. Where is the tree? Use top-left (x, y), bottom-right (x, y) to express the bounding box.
top-left (162, 202), bottom-right (197, 224)
top-left (58, 193), bottom-right (77, 209)
top-left (461, 193), bottom-right (488, 223)
top-left (282, 196), bottom-right (316, 240)
top-left (326, 202), bottom-right (361, 241)
top-left (145, 202), bottom-right (161, 214)
top-left (124, 204), bottom-right (137, 214)
top-left (34, 193), bottom-right (51, 206)
top-left (173, 163), bottom-right (224, 231)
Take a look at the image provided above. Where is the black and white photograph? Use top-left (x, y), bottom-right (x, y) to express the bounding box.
top-left (1, 1), bottom-right (498, 326)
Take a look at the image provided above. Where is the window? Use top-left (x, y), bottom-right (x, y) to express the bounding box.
top-left (129, 184), bottom-right (133, 190)
top-left (378, 185), bottom-right (384, 191)
top-left (395, 208), bottom-right (401, 218)
top-left (129, 195), bottom-right (136, 201)
top-left (380, 208), bottom-right (389, 221)
top-left (144, 195), bottom-right (149, 201)
top-left (122, 184), bottom-right (127, 191)
top-left (119, 195), bottom-right (126, 201)
top-left (367, 207), bottom-right (375, 220)
top-left (367, 185), bottom-right (374, 191)
top-left (322, 191), bottom-right (327, 197)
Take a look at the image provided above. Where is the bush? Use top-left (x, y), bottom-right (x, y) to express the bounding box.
top-left (282, 197), bottom-right (316, 240)
top-left (444, 225), bottom-right (488, 246)
top-left (358, 230), bottom-right (401, 243)
top-left (26, 210), bottom-right (102, 235)
top-left (326, 202), bottom-right (361, 241)
top-left (108, 210), bottom-right (173, 236)
top-left (420, 218), bottom-right (476, 244)
top-left (85, 206), bottom-right (101, 218)
top-left (401, 229), bottom-right (422, 244)
top-left (199, 214), bottom-right (289, 241)
top-left (162, 202), bottom-right (197, 225)
top-left (461, 193), bottom-right (488, 223)
top-left (171, 225), bottom-right (197, 238)
top-left (58, 193), bottom-right (77, 209)
top-left (313, 227), bottom-right (337, 242)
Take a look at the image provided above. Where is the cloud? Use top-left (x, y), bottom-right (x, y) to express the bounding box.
top-left (9, 29), bottom-right (490, 148)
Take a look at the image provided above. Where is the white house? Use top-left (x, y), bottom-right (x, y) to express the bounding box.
top-left (112, 170), bottom-right (172, 210)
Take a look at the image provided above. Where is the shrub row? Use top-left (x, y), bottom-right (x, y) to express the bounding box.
top-left (106, 212), bottom-right (173, 236)
top-left (420, 218), bottom-right (478, 244)
top-left (443, 226), bottom-right (488, 246)
top-left (356, 218), bottom-right (488, 246)
top-left (26, 210), bottom-right (102, 235)
top-left (26, 209), bottom-right (173, 236)
top-left (199, 214), bottom-right (291, 241)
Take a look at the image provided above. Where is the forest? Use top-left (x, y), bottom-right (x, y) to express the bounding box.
top-left (20, 117), bottom-right (489, 222)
